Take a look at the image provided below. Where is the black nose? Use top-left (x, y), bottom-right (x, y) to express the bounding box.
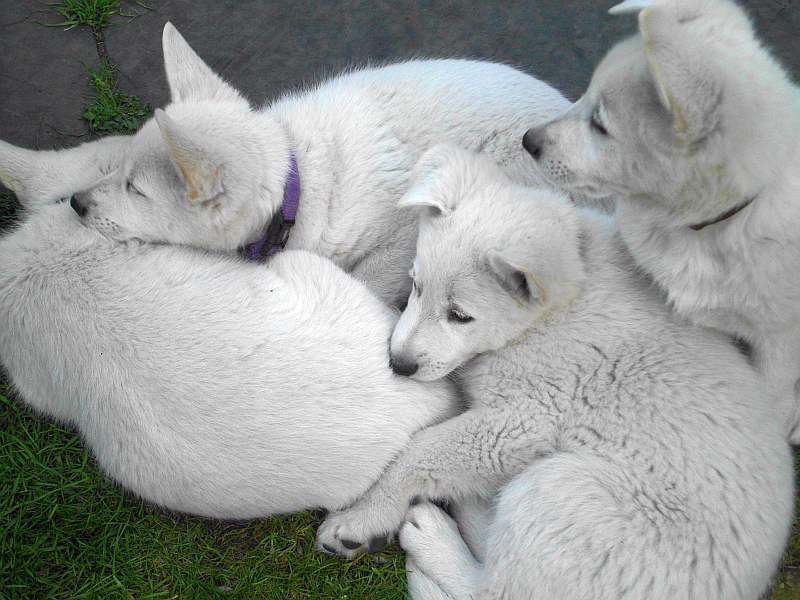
top-left (70, 195), bottom-right (88, 218)
top-left (522, 128), bottom-right (544, 160)
top-left (390, 355), bottom-right (418, 377)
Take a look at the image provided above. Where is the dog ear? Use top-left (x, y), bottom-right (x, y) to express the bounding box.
top-left (636, 6), bottom-right (723, 144)
top-left (486, 250), bottom-right (545, 305)
top-left (398, 144), bottom-right (480, 217)
top-left (609, 0), bottom-right (654, 15)
top-left (162, 22), bottom-right (247, 105)
top-left (155, 109), bottom-right (224, 205)
top-left (397, 179), bottom-right (452, 218)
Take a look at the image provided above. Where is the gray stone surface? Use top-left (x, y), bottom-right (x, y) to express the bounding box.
top-left (0, 0), bottom-right (798, 150)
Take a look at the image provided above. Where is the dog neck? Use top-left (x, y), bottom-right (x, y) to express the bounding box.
top-left (239, 153), bottom-right (300, 261)
top-left (687, 193), bottom-right (757, 231)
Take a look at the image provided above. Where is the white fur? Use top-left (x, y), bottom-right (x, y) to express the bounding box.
top-left (0, 22), bottom-right (569, 307)
top-left (609, 0), bottom-right (655, 16)
top-left (0, 136), bottom-right (130, 202)
top-left (0, 203), bottom-right (458, 518)
top-left (315, 148), bottom-right (793, 599)
top-left (523, 0), bottom-right (800, 442)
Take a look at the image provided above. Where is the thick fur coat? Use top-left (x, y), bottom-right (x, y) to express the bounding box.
top-left (0, 204), bottom-right (456, 518)
top-left (316, 148), bottom-right (793, 600)
top-left (523, 0), bottom-right (800, 442)
top-left (0, 23), bottom-right (569, 306)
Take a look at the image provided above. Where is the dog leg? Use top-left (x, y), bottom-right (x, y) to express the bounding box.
top-left (449, 495), bottom-right (493, 563)
top-left (407, 558), bottom-right (457, 600)
top-left (316, 408), bottom-right (551, 558)
top-left (755, 334), bottom-right (800, 443)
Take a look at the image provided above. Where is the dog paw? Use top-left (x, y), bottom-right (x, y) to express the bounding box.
top-left (400, 501), bottom-right (479, 575)
top-left (400, 502), bottom-right (480, 594)
top-left (316, 501), bottom-right (402, 559)
top-left (399, 502), bottom-right (463, 560)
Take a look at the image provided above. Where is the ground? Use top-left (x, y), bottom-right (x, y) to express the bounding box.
top-left (1, 1), bottom-right (799, 598)
top-left (0, 387), bottom-right (407, 599)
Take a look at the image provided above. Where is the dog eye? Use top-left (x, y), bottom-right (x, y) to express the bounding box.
top-left (590, 113), bottom-right (609, 136)
top-left (447, 308), bottom-right (474, 324)
top-left (126, 180), bottom-right (146, 197)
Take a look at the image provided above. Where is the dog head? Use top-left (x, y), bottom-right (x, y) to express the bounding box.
top-left (523, 0), bottom-right (800, 225)
top-left (0, 24), bottom-right (289, 251)
top-left (389, 145), bottom-right (585, 381)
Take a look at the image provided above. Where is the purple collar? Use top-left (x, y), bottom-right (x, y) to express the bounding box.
top-left (240, 154), bottom-right (300, 261)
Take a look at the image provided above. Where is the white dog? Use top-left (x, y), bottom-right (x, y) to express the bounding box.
top-left (0, 202), bottom-right (457, 518)
top-left (522, 0), bottom-right (800, 442)
top-left (315, 147), bottom-right (793, 600)
top-left (0, 22), bottom-right (568, 307)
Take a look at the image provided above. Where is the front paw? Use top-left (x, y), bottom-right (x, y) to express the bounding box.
top-left (316, 500), bottom-right (404, 559)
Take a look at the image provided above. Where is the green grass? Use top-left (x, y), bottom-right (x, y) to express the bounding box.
top-left (0, 386), bottom-right (407, 599)
top-left (83, 61), bottom-right (151, 134)
top-left (48, 0), bottom-right (146, 30)
top-left (772, 450), bottom-right (800, 599)
top-left (46, 0), bottom-right (152, 135)
top-left (7, 3), bottom-right (798, 597)
top-left (1, 378), bottom-right (797, 598)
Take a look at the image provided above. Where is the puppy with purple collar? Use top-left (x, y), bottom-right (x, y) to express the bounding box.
top-left (0, 23), bottom-right (568, 307)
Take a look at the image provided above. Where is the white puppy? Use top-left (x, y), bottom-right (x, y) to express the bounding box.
top-left (523, 0), bottom-right (800, 442)
top-left (0, 23), bottom-right (569, 306)
top-left (0, 202), bottom-right (456, 518)
top-left (316, 147), bottom-right (793, 600)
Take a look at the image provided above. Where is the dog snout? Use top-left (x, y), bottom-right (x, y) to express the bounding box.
top-left (389, 354), bottom-right (418, 377)
top-left (522, 128), bottom-right (546, 160)
top-left (69, 194), bottom-right (89, 218)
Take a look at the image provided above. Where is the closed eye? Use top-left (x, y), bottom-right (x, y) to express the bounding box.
top-left (126, 180), bottom-right (147, 197)
top-left (590, 112), bottom-right (609, 137)
top-left (447, 307), bottom-right (474, 324)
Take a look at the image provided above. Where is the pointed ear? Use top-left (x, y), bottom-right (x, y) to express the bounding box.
top-left (397, 178), bottom-right (453, 217)
top-left (155, 109), bottom-right (224, 204)
top-left (162, 22), bottom-right (247, 105)
top-left (486, 250), bottom-right (545, 305)
top-left (397, 144), bottom-right (479, 217)
top-left (637, 6), bottom-right (722, 144)
top-left (608, 0), bottom-right (654, 15)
